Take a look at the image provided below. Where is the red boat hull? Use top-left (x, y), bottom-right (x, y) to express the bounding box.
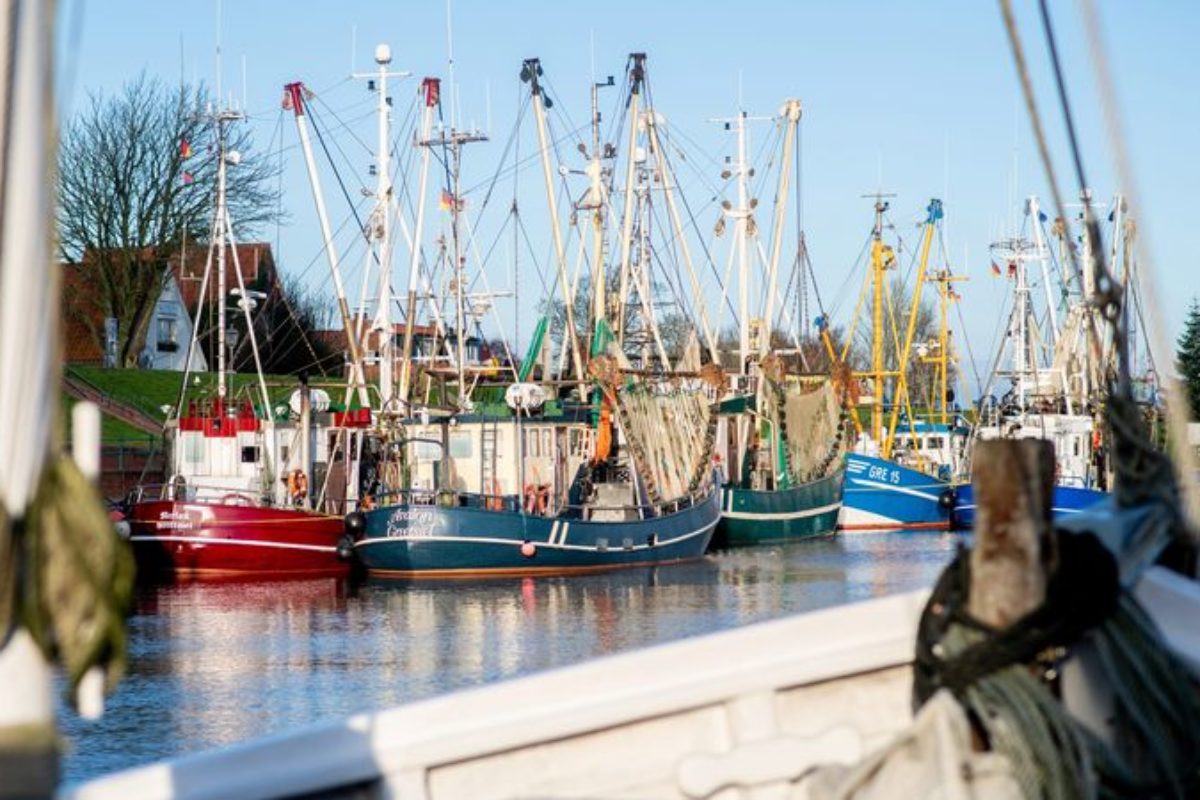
top-left (129, 500), bottom-right (351, 581)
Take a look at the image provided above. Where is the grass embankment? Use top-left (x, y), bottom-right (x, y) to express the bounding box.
top-left (64, 366), bottom-right (320, 445)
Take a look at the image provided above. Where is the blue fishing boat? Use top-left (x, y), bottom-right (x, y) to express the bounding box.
top-left (951, 482), bottom-right (1105, 529)
top-left (352, 475), bottom-right (720, 577)
top-left (834, 199), bottom-right (970, 530)
top-left (346, 54), bottom-right (722, 576)
top-left (841, 452), bottom-right (958, 531)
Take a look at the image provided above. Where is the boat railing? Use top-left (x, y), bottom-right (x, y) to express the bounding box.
top-left (371, 484), bottom-right (714, 520)
top-left (127, 478), bottom-right (269, 508)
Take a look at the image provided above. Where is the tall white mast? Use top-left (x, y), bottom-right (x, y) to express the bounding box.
top-left (523, 58), bottom-right (586, 393)
top-left (709, 107), bottom-right (769, 374)
top-left (1028, 195), bottom-right (1060, 348)
top-left (398, 78), bottom-right (440, 405)
top-left (283, 82), bottom-right (370, 408)
top-left (213, 107), bottom-right (243, 403)
top-left (760, 99), bottom-right (802, 357)
top-left (355, 44), bottom-right (410, 407)
top-left (735, 111), bottom-right (751, 373)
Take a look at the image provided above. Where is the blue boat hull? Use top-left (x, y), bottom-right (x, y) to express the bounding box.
top-left (839, 454), bottom-right (956, 530)
top-left (354, 488), bottom-right (721, 577)
top-left (951, 483), bottom-right (1106, 529)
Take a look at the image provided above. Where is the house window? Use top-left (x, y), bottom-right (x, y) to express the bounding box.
top-left (157, 315), bottom-right (179, 352)
top-left (241, 446), bottom-right (259, 463)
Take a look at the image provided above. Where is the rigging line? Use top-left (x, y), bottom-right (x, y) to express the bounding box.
top-left (312, 92), bottom-right (379, 156)
top-left (512, 83), bottom-right (522, 352)
top-left (468, 96), bottom-right (529, 221)
top-left (306, 101), bottom-right (382, 271)
top-left (826, 232), bottom-right (873, 320)
top-left (996, 1), bottom-right (1087, 310)
top-left (1039, 0), bottom-right (1119, 394)
top-left (275, 108), bottom-right (284, 273)
top-left (307, 107), bottom-right (378, 192)
top-left (513, 208), bottom-right (552, 301)
top-left (543, 74), bottom-right (588, 154)
top-left (1078, 0), bottom-right (1200, 529)
top-left (646, 209), bottom-right (699, 326)
top-left (655, 135), bottom-right (737, 325)
top-left (934, 225), bottom-right (980, 394)
top-left (661, 120), bottom-right (726, 183)
top-left (459, 119), bottom-right (582, 197)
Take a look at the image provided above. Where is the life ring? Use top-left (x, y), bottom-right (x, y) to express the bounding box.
top-left (287, 469), bottom-right (309, 503)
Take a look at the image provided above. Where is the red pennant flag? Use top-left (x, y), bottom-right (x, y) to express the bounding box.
top-left (989, 261), bottom-right (1001, 277)
top-left (180, 139), bottom-right (193, 159)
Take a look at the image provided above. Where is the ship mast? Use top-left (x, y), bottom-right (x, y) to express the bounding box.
top-left (398, 78), bottom-right (440, 406)
top-left (355, 45), bottom-right (410, 408)
top-left (213, 108), bottom-right (241, 404)
top-left (283, 82), bottom-right (371, 409)
top-left (523, 58), bottom-right (586, 394)
top-left (856, 194), bottom-right (896, 445)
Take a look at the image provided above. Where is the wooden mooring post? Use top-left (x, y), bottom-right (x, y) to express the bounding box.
top-left (968, 439), bottom-right (1057, 628)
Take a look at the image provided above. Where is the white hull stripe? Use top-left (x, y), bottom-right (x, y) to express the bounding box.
top-left (357, 521), bottom-right (716, 554)
top-left (721, 501), bottom-right (843, 522)
top-left (129, 536), bottom-right (338, 554)
top-left (956, 503), bottom-right (1082, 516)
top-left (845, 478), bottom-right (940, 502)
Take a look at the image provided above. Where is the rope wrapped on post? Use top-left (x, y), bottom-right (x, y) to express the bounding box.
top-left (6, 457), bottom-right (135, 707)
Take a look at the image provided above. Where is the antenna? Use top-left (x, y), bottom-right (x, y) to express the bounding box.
top-left (214, 0), bottom-right (222, 103)
top-left (351, 25), bottom-right (357, 75)
top-left (241, 53), bottom-right (247, 112)
top-left (446, 0), bottom-right (457, 131)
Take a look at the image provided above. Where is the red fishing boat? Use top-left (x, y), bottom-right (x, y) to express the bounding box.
top-left (125, 105), bottom-right (370, 582)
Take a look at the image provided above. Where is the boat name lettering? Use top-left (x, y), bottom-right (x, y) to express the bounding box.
top-left (156, 510), bottom-right (197, 531)
top-left (386, 509), bottom-right (439, 537)
top-left (867, 465), bottom-right (901, 485)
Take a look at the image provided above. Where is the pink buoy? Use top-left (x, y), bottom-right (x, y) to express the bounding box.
top-left (520, 541), bottom-right (537, 558)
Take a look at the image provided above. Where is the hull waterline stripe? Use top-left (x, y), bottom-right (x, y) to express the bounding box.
top-left (721, 501), bottom-right (843, 521)
top-left (129, 535), bottom-right (338, 554)
top-left (355, 520), bottom-right (717, 554)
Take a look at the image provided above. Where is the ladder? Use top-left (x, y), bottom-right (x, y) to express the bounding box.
top-left (480, 421), bottom-right (499, 499)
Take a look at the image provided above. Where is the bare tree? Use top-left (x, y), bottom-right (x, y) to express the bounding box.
top-left (58, 73), bottom-right (280, 367)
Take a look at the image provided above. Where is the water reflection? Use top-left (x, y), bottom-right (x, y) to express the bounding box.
top-left (59, 530), bottom-right (959, 785)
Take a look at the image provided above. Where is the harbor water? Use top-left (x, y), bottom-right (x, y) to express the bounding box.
top-left (59, 530), bottom-right (960, 786)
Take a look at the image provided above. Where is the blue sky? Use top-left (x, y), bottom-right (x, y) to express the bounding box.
top-left (59, 1), bottom-right (1200, 392)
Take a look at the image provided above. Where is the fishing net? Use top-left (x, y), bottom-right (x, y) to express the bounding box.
top-left (591, 338), bottom-right (716, 505)
top-left (778, 380), bottom-right (844, 482)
